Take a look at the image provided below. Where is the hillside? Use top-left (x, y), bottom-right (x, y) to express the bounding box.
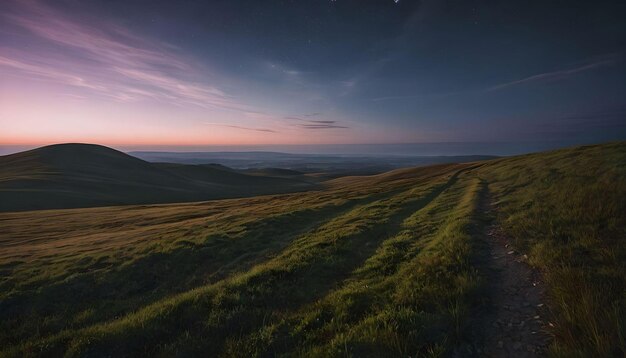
top-left (0, 144), bottom-right (315, 212)
top-left (0, 142), bottom-right (624, 357)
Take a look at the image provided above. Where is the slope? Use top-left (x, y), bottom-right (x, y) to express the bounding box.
top-left (0, 143), bottom-right (315, 212)
top-left (0, 142), bottom-right (623, 357)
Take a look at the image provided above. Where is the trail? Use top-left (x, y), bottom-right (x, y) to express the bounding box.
top-left (477, 188), bottom-right (553, 357)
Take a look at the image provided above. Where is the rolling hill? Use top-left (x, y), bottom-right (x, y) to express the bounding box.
top-left (0, 142), bottom-right (624, 357)
top-left (0, 143), bottom-right (315, 212)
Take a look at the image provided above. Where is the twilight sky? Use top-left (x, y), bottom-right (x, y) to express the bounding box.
top-left (1, 0), bottom-right (625, 149)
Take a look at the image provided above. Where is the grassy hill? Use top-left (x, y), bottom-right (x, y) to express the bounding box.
top-left (0, 143), bottom-right (315, 212)
top-left (0, 142), bottom-right (624, 356)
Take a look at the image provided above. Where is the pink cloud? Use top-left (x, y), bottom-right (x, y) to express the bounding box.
top-left (0, 0), bottom-right (252, 112)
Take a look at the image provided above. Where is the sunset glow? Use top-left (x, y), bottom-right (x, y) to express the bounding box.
top-left (1, 0), bottom-right (625, 149)
top-left (0, 2), bottom-right (625, 355)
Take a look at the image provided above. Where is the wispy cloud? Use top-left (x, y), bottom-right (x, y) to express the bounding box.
top-left (486, 57), bottom-right (620, 92)
top-left (298, 124), bottom-right (348, 129)
top-left (203, 122), bottom-right (278, 133)
top-left (0, 54), bottom-right (107, 92)
top-left (0, 0), bottom-right (251, 112)
top-left (370, 91), bottom-right (463, 102)
top-left (284, 114), bottom-right (347, 129)
top-left (284, 116), bottom-right (336, 124)
top-left (338, 79), bottom-right (358, 96)
top-left (370, 55), bottom-right (622, 102)
top-left (265, 61), bottom-right (307, 82)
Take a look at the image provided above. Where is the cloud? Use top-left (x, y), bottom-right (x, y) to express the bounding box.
top-left (266, 61), bottom-right (306, 82)
top-left (370, 91), bottom-right (462, 102)
top-left (0, 55), bottom-right (108, 92)
top-left (284, 116), bottom-right (335, 124)
top-left (284, 115), bottom-right (345, 128)
top-left (338, 79), bottom-right (358, 96)
top-left (298, 124), bottom-right (348, 129)
top-left (370, 54), bottom-right (623, 102)
top-left (0, 0), bottom-right (252, 112)
top-left (203, 122), bottom-right (278, 133)
top-left (486, 57), bottom-right (619, 92)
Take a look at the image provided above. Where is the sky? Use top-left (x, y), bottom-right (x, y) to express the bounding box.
top-left (1, 0), bottom-right (625, 153)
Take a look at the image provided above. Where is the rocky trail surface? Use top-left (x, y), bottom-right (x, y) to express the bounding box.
top-left (479, 214), bottom-right (553, 356)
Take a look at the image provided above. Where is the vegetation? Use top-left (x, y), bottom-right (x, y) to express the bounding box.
top-left (0, 142), bottom-right (624, 357)
top-left (480, 142), bottom-right (626, 357)
top-left (0, 143), bottom-right (317, 212)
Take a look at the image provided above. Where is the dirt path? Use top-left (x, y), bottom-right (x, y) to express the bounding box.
top-left (477, 195), bottom-right (553, 357)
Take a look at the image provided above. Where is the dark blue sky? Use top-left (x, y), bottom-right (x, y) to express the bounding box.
top-left (1, 0), bottom-right (625, 149)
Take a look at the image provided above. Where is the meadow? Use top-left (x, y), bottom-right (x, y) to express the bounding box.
top-left (0, 142), bottom-right (624, 357)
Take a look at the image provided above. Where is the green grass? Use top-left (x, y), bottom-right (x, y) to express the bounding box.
top-left (0, 143), bottom-right (317, 212)
top-left (479, 142), bottom-right (626, 357)
top-left (0, 142), bottom-right (624, 357)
